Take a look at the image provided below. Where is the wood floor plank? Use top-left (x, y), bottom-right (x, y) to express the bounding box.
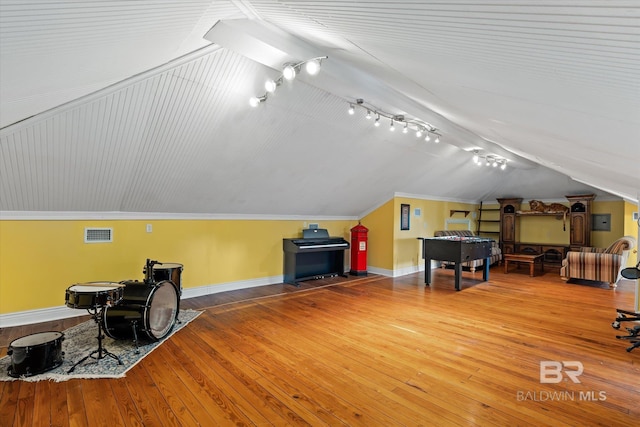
top-left (32, 380), bottom-right (51, 426)
top-left (66, 381), bottom-right (89, 427)
top-left (48, 381), bottom-right (70, 427)
top-left (200, 313), bottom-right (372, 426)
top-left (13, 381), bottom-right (35, 427)
top-left (208, 303), bottom-right (446, 426)
top-left (153, 342), bottom-right (237, 426)
top-left (0, 380), bottom-right (19, 427)
top-left (108, 380), bottom-right (144, 427)
top-left (126, 363), bottom-right (183, 427)
top-left (176, 322), bottom-right (305, 425)
top-left (80, 378), bottom-right (127, 427)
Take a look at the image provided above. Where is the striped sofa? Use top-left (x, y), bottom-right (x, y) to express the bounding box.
top-left (560, 236), bottom-right (637, 288)
top-left (433, 230), bottom-right (502, 272)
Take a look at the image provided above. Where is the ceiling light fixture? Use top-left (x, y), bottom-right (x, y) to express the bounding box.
top-left (305, 59), bottom-right (321, 75)
top-left (249, 56), bottom-right (328, 107)
top-left (249, 95), bottom-right (267, 107)
top-left (471, 150), bottom-right (508, 171)
top-left (283, 64), bottom-right (297, 81)
top-left (264, 79), bottom-right (277, 93)
top-left (346, 99), bottom-right (440, 142)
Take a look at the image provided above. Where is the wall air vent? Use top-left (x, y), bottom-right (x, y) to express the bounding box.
top-left (84, 227), bottom-right (113, 243)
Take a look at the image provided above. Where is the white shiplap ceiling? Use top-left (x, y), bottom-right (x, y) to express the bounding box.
top-left (0, 1), bottom-right (638, 217)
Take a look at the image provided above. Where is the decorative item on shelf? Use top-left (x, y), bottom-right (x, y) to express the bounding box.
top-left (249, 56), bottom-right (328, 107)
top-left (518, 200), bottom-right (570, 230)
top-left (348, 99), bottom-right (442, 143)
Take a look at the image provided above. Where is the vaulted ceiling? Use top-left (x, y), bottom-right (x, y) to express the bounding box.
top-left (1, 1), bottom-right (638, 217)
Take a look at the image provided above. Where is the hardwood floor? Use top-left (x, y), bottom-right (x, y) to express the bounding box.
top-left (1, 266), bottom-right (639, 426)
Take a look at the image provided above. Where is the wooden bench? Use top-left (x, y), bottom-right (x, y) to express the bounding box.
top-left (503, 253), bottom-right (544, 277)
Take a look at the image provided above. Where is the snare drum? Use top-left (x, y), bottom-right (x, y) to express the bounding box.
top-left (103, 280), bottom-right (179, 341)
top-left (65, 282), bottom-right (124, 309)
top-left (7, 331), bottom-right (64, 378)
top-left (152, 263), bottom-right (183, 295)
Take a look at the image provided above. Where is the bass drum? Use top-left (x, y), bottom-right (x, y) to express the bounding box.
top-left (103, 280), bottom-right (178, 341)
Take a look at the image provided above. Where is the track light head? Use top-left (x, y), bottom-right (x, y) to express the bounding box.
top-left (250, 56), bottom-right (327, 108)
top-left (305, 59), bottom-right (321, 75)
top-left (249, 95), bottom-right (266, 107)
top-left (283, 64), bottom-right (297, 81)
top-left (264, 79), bottom-right (277, 93)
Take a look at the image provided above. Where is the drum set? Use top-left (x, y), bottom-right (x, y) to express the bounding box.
top-left (6, 259), bottom-right (183, 377)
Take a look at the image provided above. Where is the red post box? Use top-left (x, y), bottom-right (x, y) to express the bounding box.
top-left (350, 223), bottom-right (369, 276)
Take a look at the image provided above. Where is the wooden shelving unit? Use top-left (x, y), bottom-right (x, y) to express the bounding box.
top-left (494, 195), bottom-right (595, 259)
top-left (477, 202), bottom-right (501, 237)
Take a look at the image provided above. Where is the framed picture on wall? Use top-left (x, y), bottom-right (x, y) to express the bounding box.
top-left (400, 203), bottom-right (410, 230)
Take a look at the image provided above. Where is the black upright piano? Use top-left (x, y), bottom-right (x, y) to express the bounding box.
top-left (417, 236), bottom-right (493, 291)
top-left (283, 229), bottom-right (350, 286)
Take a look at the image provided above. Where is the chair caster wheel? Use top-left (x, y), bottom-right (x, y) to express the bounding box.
top-left (612, 321), bottom-right (620, 329)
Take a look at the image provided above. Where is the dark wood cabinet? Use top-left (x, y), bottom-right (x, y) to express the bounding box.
top-left (495, 195), bottom-right (594, 258)
top-left (566, 194), bottom-right (595, 250)
top-left (497, 198), bottom-right (521, 254)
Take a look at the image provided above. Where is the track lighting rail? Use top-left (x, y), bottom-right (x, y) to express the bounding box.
top-left (347, 98), bottom-right (441, 142)
top-left (249, 56), bottom-right (328, 107)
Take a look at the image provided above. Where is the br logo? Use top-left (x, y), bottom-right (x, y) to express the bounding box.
top-left (540, 361), bottom-right (583, 384)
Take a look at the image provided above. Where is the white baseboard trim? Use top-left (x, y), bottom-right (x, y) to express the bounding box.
top-left (392, 264), bottom-right (425, 278)
top-left (368, 263), bottom-right (427, 278)
top-left (181, 275), bottom-right (284, 300)
top-left (0, 266), bottom-right (431, 328)
top-left (367, 266), bottom-right (394, 277)
top-left (0, 275), bottom-right (286, 329)
top-left (0, 306), bottom-right (84, 328)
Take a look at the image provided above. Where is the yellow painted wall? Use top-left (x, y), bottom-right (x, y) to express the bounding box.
top-left (623, 200), bottom-right (638, 267)
top-left (392, 197), bottom-right (479, 272)
top-left (0, 219), bottom-right (355, 314)
top-left (360, 199), bottom-right (395, 271)
top-left (359, 197), bottom-right (479, 273)
top-left (512, 200), bottom-right (626, 248)
top-left (591, 200), bottom-right (625, 248)
top-left (1, 198), bottom-right (633, 316)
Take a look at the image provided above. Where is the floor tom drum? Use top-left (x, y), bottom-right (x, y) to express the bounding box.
top-left (7, 331), bottom-right (64, 378)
